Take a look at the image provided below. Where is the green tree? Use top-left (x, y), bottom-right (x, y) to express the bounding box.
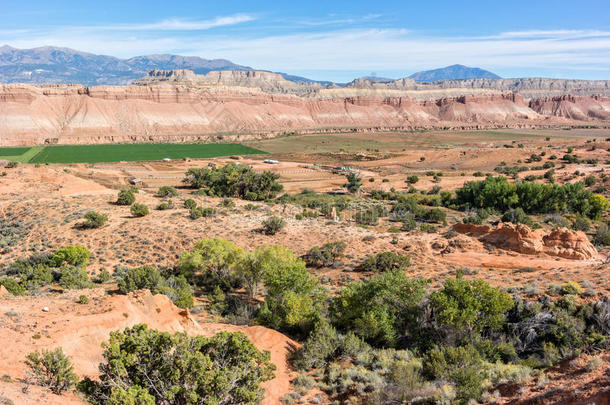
top-left (589, 194), bottom-right (609, 220)
top-left (344, 172), bottom-right (362, 194)
top-left (81, 325), bottom-right (275, 405)
top-left (257, 246), bottom-right (322, 335)
top-left (25, 348), bottom-right (78, 395)
top-left (156, 186), bottom-right (179, 197)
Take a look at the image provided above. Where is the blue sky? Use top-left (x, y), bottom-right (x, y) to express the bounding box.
top-left (2, 0), bottom-right (610, 81)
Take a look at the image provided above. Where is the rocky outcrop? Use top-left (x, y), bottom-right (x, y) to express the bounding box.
top-left (453, 222), bottom-right (599, 260)
top-left (542, 227), bottom-right (600, 260)
top-left (529, 95), bottom-right (610, 121)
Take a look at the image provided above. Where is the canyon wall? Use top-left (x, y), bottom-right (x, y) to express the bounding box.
top-left (0, 83), bottom-right (609, 146)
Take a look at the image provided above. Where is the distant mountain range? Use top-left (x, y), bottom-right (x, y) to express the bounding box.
top-left (408, 64), bottom-right (501, 82)
top-left (0, 46), bottom-right (519, 86)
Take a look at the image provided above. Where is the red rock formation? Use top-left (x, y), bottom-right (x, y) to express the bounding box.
top-left (529, 95), bottom-right (610, 121)
top-left (0, 83), bottom-right (603, 146)
top-left (453, 222), bottom-right (599, 260)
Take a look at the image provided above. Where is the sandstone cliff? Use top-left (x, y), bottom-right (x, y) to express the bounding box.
top-left (1, 82), bottom-right (609, 146)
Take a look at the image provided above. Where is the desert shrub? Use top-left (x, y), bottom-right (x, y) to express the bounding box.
top-left (262, 216), bottom-right (285, 235)
top-left (429, 275), bottom-right (513, 341)
top-left (177, 238), bottom-right (244, 289)
top-left (423, 208), bottom-right (447, 224)
top-left (257, 246), bottom-right (322, 336)
top-left (589, 194), bottom-right (609, 220)
top-left (80, 325), bottom-right (275, 405)
top-left (344, 172), bottom-right (362, 194)
top-left (586, 356), bottom-right (603, 371)
top-left (572, 215), bottom-right (591, 231)
top-left (545, 214), bottom-right (570, 228)
top-left (5, 161), bottom-right (18, 169)
top-left (81, 211), bottom-right (108, 229)
top-left (189, 207), bottom-right (202, 219)
top-left (156, 186), bottom-right (178, 197)
top-left (0, 277), bottom-right (26, 295)
top-left (183, 198), bottom-right (197, 209)
top-left (292, 320), bottom-right (342, 371)
top-left (419, 223), bottom-right (437, 233)
top-left (330, 271), bottom-right (428, 347)
top-left (58, 266), bottom-right (93, 289)
top-left (130, 203), bottom-right (149, 217)
top-left (116, 189), bottom-right (135, 206)
top-left (201, 207), bottom-right (217, 217)
top-left (424, 345), bottom-right (485, 402)
top-left (359, 252), bottom-right (410, 273)
top-left (220, 198), bottom-right (235, 208)
top-left (155, 201), bottom-right (172, 210)
top-left (25, 348), bottom-right (78, 394)
top-left (561, 281), bottom-right (582, 295)
top-left (78, 294), bottom-right (89, 304)
top-left (593, 223), bottom-right (610, 245)
top-left (584, 175), bottom-right (597, 187)
top-left (354, 209), bottom-right (379, 225)
top-left (183, 164), bottom-right (283, 200)
top-left (406, 175), bottom-right (419, 184)
top-left (117, 266), bottom-right (162, 294)
top-left (51, 245), bottom-right (90, 267)
top-left (154, 275), bottom-right (194, 309)
top-left (303, 241), bottom-right (346, 268)
top-left (501, 207), bottom-right (532, 225)
top-left (400, 215), bottom-right (417, 231)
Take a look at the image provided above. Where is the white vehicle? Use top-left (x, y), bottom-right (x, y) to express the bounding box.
top-left (263, 159), bottom-right (279, 164)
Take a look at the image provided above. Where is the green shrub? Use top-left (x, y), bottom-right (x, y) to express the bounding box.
top-left (156, 186), bottom-right (179, 197)
top-left (257, 246), bottom-right (321, 336)
top-left (189, 207), bottom-right (202, 219)
top-left (424, 345), bottom-right (485, 402)
top-left (220, 198), bottom-right (235, 208)
top-left (429, 275), bottom-right (513, 339)
top-left (117, 266), bottom-right (162, 294)
top-left (359, 252), bottom-right (410, 273)
top-left (561, 281), bottom-right (582, 295)
top-left (572, 215), bottom-right (591, 231)
top-left (116, 189), bottom-right (135, 206)
top-left (330, 271), bottom-right (428, 347)
top-left (406, 175), bottom-right (419, 184)
top-left (594, 223), bottom-right (610, 245)
top-left (501, 207), bottom-right (532, 225)
top-left (81, 211), bottom-right (108, 229)
top-left (25, 348), bottom-right (78, 394)
top-left (94, 270), bottom-right (111, 284)
top-left (184, 198), bottom-right (197, 209)
top-left (80, 325), bottom-right (275, 404)
top-left (130, 203), bottom-right (149, 217)
top-left (0, 277), bottom-right (26, 295)
top-left (423, 208), bottom-right (447, 224)
top-left (78, 294), bottom-right (89, 304)
top-left (201, 207), bottom-right (216, 217)
top-left (58, 266), bottom-right (93, 289)
top-left (303, 241), bottom-right (347, 268)
top-left (262, 216), bottom-right (285, 235)
top-left (354, 209), bottom-right (379, 225)
top-left (51, 245), bottom-right (90, 267)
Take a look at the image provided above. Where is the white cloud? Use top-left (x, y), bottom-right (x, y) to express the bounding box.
top-left (96, 14), bottom-right (256, 31)
top-left (2, 22), bottom-right (610, 80)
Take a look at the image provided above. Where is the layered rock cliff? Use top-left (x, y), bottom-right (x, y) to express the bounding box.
top-left (0, 83), bottom-right (608, 146)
